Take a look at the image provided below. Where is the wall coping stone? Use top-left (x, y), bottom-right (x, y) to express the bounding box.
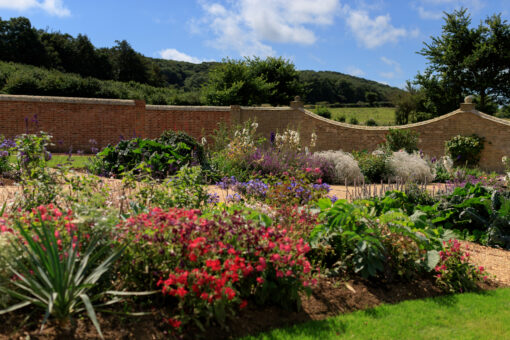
top-left (301, 106), bottom-right (510, 130)
top-left (146, 105), bottom-right (230, 111)
top-left (0, 94), bottom-right (136, 105)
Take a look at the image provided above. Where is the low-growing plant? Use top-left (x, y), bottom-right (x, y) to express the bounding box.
top-left (365, 118), bottom-right (378, 126)
top-left (434, 239), bottom-right (486, 293)
top-left (349, 117), bottom-right (359, 125)
top-left (387, 150), bottom-right (435, 183)
top-left (137, 165), bottom-right (213, 210)
top-left (445, 134), bottom-right (485, 167)
top-left (115, 208), bottom-right (316, 332)
top-left (315, 106), bottom-right (331, 119)
top-left (353, 150), bottom-right (391, 183)
top-left (158, 130), bottom-right (208, 168)
top-left (0, 206), bottom-right (130, 338)
top-left (90, 137), bottom-right (192, 178)
top-left (314, 150), bottom-right (364, 184)
top-left (335, 115), bottom-right (346, 123)
top-left (309, 198), bottom-right (442, 280)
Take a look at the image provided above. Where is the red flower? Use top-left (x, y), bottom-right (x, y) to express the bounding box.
top-left (239, 300), bottom-right (248, 309)
top-left (168, 318), bottom-right (181, 329)
top-left (175, 287), bottom-right (188, 297)
top-left (206, 259), bottom-right (222, 271)
top-left (223, 287), bottom-right (236, 300)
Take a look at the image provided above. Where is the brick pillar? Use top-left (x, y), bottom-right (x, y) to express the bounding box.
top-left (460, 95), bottom-right (475, 112)
top-left (290, 96), bottom-right (304, 109)
top-left (134, 100), bottom-right (146, 138)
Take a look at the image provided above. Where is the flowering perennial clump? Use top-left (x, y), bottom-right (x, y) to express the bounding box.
top-left (115, 208), bottom-right (316, 331)
top-left (434, 239), bottom-right (487, 293)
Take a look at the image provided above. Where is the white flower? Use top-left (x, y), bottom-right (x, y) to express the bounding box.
top-left (251, 122), bottom-right (259, 130)
top-left (443, 156), bottom-right (454, 173)
top-left (200, 137), bottom-right (207, 145)
top-left (310, 132), bottom-right (317, 148)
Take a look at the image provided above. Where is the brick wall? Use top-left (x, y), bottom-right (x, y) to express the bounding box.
top-left (0, 94), bottom-right (509, 171)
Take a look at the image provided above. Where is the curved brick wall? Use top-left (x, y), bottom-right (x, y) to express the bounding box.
top-left (0, 94), bottom-right (509, 171)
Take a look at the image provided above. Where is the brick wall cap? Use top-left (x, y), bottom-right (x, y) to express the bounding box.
top-left (0, 94), bottom-right (136, 105)
top-left (302, 107), bottom-right (510, 130)
top-left (146, 105), bottom-right (230, 111)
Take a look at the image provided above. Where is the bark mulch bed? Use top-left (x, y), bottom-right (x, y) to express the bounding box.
top-left (0, 276), bottom-right (502, 340)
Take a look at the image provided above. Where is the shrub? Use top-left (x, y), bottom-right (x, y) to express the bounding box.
top-left (445, 134), bottom-right (485, 167)
top-left (353, 151), bottom-right (390, 183)
top-left (158, 130), bottom-right (208, 168)
top-left (335, 115), bottom-right (346, 123)
top-left (315, 106), bottom-right (331, 119)
top-left (349, 117), bottom-right (359, 125)
top-left (387, 151), bottom-right (435, 183)
top-left (365, 118), bottom-right (378, 126)
top-left (115, 208), bottom-right (316, 331)
top-left (90, 137), bottom-right (192, 178)
top-left (382, 129), bottom-right (419, 153)
top-left (314, 150), bottom-right (364, 184)
top-left (434, 239), bottom-right (486, 293)
top-left (310, 199), bottom-right (441, 280)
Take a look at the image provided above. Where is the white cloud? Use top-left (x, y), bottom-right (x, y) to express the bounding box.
top-left (414, 0), bottom-right (485, 20)
top-left (158, 49), bottom-right (203, 63)
top-left (346, 66), bottom-right (365, 77)
top-left (0, 0), bottom-right (70, 17)
top-left (379, 56), bottom-right (402, 79)
top-left (345, 8), bottom-right (417, 48)
top-left (198, 0), bottom-right (340, 57)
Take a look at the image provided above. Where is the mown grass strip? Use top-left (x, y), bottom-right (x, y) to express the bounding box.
top-left (243, 288), bottom-right (510, 340)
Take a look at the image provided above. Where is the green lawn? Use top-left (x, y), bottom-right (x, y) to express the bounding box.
top-left (8, 154), bottom-right (91, 169)
top-left (242, 288), bottom-right (510, 340)
top-left (310, 107), bottom-right (396, 126)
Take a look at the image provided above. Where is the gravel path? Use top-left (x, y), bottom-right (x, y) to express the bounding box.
top-left (461, 241), bottom-right (510, 286)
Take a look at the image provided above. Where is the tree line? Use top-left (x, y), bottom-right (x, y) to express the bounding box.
top-left (0, 16), bottom-right (400, 106)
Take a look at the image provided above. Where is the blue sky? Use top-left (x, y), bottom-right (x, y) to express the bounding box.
top-left (1, 0), bottom-right (509, 88)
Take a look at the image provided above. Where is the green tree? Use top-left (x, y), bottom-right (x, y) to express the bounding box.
top-left (110, 40), bottom-right (150, 84)
top-left (365, 91), bottom-right (378, 106)
top-left (417, 8), bottom-right (510, 114)
top-left (0, 17), bottom-right (49, 66)
top-left (203, 57), bottom-right (300, 106)
top-left (202, 58), bottom-right (273, 105)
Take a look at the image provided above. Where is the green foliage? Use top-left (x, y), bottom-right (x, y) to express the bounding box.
top-left (353, 151), bottom-right (390, 183)
top-left (349, 117), bottom-right (358, 125)
top-left (12, 132), bottom-right (62, 209)
top-left (335, 115), bottom-right (346, 123)
top-left (136, 165), bottom-right (212, 210)
top-left (90, 137), bottom-right (195, 178)
top-left (365, 118), bottom-right (378, 126)
top-left (310, 198), bottom-right (441, 280)
top-left (299, 70), bottom-right (401, 105)
top-left (0, 210), bottom-right (124, 338)
top-left (415, 9), bottom-right (510, 115)
top-left (445, 134), bottom-right (485, 167)
top-left (157, 130), bottom-right (208, 168)
top-left (0, 60), bottom-right (199, 104)
top-left (382, 129), bottom-right (419, 153)
top-left (315, 105), bottom-right (332, 119)
top-left (203, 57), bottom-right (301, 106)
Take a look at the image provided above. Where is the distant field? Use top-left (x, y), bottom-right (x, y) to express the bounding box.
top-left (310, 107), bottom-right (396, 126)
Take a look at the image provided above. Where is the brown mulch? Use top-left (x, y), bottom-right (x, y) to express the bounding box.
top-left (461, 241), bottom-right (510, 286)
top-left (0, 275), bottom-right (502, 340)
